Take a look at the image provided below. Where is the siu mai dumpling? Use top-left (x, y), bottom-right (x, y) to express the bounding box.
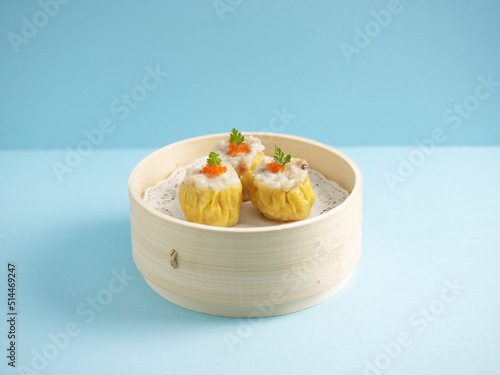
top-left (212, 129), bottom-right (265, 201)
top-left (250, 146), bottom-right (315, 222)
top-left (179, 152), bottom-right (242, 227)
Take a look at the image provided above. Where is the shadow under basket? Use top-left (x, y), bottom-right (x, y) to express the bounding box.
top-left (129, 133), bottom-right (363, 318)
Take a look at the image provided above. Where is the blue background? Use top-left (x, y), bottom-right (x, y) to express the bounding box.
top-left (1, 0), bottom-right (499, 150)
top-left (1, 1), bottom-right (500, 374)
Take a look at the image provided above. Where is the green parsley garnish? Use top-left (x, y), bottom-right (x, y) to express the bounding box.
top-left (273, 145), bottom-right (291, 167)
top-left (229, 128), bottom-right (245, 146)
top-left (207, 152), bottom-right (222, 166)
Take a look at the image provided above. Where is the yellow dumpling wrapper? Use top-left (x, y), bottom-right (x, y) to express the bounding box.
top-left (250, 175), bottom-right (316, 222)
top-left (179, 183), bottom-right (242, 227)
top-left (239, 151), bottom-right (265, 202)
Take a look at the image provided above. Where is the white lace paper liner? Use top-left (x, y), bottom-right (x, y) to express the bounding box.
top-left (142, 157), bottom-right (350, 228)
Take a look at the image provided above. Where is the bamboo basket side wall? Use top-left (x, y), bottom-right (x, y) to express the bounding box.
top-left (129, 133), bottom-right (363, 317)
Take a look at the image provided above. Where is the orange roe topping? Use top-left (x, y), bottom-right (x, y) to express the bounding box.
top-left (228, 141), bottom-right (249, 156)
top-left (267, 162), bottom-right (284, 173)
top-left (200, 163), bottom-right (227, 178)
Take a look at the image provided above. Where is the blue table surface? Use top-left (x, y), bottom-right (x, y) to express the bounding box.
top-left (0, 146), bottom-right (499, 375)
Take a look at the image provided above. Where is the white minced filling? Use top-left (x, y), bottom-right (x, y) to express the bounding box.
top-left (212, 135), bottom-right (265, 171)
top-left (253, 156), bottom-right (309, 192)
top-left (182, 161), bottom-right (240, 190)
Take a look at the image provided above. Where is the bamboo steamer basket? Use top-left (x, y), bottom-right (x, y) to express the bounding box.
top-left (129, 133), bottom-right (362, 318)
